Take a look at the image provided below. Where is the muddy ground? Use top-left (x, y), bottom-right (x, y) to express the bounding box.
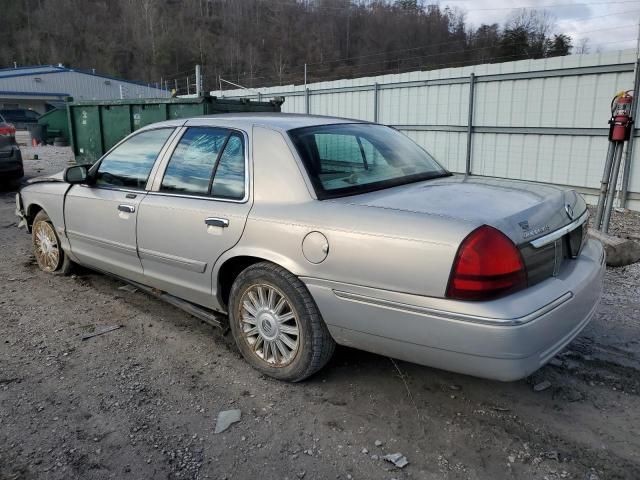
top-left (1, 146), bottom-right (639, 480)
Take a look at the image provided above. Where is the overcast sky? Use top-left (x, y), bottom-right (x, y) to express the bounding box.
top-left (439, 0), bottom-right (640, 53)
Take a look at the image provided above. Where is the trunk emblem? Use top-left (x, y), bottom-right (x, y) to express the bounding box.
top-left (565, 204), bottom-right (575, 220)
top-left (518, 220), bottom-right (530, 231)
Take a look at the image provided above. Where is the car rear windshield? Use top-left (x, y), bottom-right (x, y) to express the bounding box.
top-left (288, 123), bottom-right (449, 199)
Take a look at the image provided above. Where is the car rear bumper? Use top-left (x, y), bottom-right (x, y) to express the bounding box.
top-left (302, 238), bottom-right (605, 381)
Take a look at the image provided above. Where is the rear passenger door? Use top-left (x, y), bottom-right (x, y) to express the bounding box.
top-left (136, 126), bottom-right (251, 309)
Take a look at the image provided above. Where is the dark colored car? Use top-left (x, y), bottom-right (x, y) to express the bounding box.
top-left (0, 108), bottom-right (40, 129)
top-left (0, 113), bottom-right (24, 188)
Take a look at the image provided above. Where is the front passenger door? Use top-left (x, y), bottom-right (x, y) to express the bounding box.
top-left (65, 128), bottom-right (175, 283)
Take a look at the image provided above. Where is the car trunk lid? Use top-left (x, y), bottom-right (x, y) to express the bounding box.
top-left (331, 175), bottom-right (585, 245)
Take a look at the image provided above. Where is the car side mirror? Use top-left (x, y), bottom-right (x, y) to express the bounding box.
top-left (64, 165), bottom-right (89, 184)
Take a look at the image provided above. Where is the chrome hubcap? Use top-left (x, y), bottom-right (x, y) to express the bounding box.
top-left (239, 284), bottom-right (300, 367)
top-left (33, 221), bottom-right (59, 272)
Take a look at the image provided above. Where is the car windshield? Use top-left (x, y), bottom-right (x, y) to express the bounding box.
top-left (288, 123), bottom-right (449, 199)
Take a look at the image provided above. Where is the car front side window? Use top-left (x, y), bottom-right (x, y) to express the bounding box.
top-left (95, 128), bottom-right (174, 189)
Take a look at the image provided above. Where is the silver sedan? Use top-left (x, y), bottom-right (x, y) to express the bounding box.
top-left (15, 114), bottom-right (605, 382)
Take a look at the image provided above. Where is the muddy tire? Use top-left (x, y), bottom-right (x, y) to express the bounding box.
top-left (32, 210), bottom-right (73, 275)
top-left (229, 261), bottom-right (335, 382)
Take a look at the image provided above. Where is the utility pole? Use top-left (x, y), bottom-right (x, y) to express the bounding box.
top-left (620, 15), bottom-right (640, 208)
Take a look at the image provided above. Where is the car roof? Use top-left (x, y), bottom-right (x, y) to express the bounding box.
top-left (142, 113), bottom-right (369, 132)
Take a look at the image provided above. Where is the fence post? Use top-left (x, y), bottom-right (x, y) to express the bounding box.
top-left (465, 72), bottom-right (476, 176)
top-left (620, 57), bottom-right (640, 208)
top-left (373, 82), bottom-right (380, 123)
top-left (305, 88), bottom-right (310, 114)
top-left (195, 65), bottom-right (202, 97)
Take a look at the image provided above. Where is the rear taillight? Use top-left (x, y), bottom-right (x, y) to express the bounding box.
top-left (446, 225), bottom-right (527, 301)
top-left (0, 123), bottom-right (16, 137)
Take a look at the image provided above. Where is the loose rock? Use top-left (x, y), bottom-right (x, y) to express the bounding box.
top-left (534, 380), bottom-right (552, 392)
top-left (214, 409), bottom-right (241, 434)
top-left (383, 453), bottom-right (409, 468)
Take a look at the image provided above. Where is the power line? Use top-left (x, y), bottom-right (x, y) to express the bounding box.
top-left (168, 2), bottom-right (640, 89)
top-left (210, 36), bottom-right (637, 91)
top-left (204, 8), bottom-right (640, 77)
top-left (258, 0), bottom-right (640, 13)
top-left (439, 0), bottom-right (640, 11)
top-left (211, 30), bottom-right (638, 87)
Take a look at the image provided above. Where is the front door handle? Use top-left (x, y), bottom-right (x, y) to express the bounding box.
top-left (205, 217), bottom-right (229, 228)
top-left (118, 204), bottom-right (135, 213)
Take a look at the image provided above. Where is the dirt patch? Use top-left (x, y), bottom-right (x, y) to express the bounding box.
top-left (1, 150), bottom-right (639, 479)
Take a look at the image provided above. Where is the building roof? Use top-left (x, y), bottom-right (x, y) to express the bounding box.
top-left (0, 65), bottom-right (169, 101)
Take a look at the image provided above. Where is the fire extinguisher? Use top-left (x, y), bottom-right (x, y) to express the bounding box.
top-left (609, 91), bottom-right (634, 141)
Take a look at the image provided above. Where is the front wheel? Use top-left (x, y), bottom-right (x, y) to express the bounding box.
top-left (32, 210), bottom-right (73, 275)
top-left (228, 262), bottom-right (335, 382)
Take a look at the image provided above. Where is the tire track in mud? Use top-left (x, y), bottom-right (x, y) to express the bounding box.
top-left (554, 337), bottom-right (640, 396)
top-left (470, 406), bottom-right (640, 479)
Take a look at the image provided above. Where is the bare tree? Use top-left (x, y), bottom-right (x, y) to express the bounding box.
top-left (576, 38), bottom-right (591, 55)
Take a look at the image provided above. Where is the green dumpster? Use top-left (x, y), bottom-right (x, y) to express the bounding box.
top-left (66, 96), bottom-right (284, 165)
top-left (38, 108), bottom-right (71, 145)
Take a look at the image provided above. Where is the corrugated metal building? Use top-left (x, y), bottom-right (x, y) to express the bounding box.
top-left (211, 49), bottom-right (640, 211)
top-left (0, 65), bottom-right (169, 113)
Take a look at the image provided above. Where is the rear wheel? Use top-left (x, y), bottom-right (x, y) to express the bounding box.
top-left (228, 262), bottom-right (335, 382)
top-left (32, 210), bottom-right (73, 275)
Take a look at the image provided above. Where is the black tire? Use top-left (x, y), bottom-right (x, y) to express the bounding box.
top-left (229, 261), bottom-right (335, 382)
top-left (32, 210), bottom-right (74, 275)
top-left (1, 178), bottom-right (21, 191)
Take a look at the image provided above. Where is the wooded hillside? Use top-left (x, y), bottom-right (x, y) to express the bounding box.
top-left (2, 0), bottom-right (573, 93)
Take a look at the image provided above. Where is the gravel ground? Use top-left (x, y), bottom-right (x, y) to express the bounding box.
top-left (1, 146), bottom-right (639, 480)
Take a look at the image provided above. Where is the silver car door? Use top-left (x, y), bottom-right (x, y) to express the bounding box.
top-left (136, 127), bottom-right (251, 309)
top-left (65, 128), bottom-right (176, 283)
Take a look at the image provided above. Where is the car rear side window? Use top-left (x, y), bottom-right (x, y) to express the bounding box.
top-left (160, 127), bottom-right (229, 195)
top-left (95, 128), bottom-right (173, 189)
top-left (158, 127), bottom-right (246, 200)
top-left (210, 132), bottom-right (245, 200)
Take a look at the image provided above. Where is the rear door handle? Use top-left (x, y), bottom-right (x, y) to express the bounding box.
top-left (205, 217), bottom-right (229, 228)
top-left (118, 204), bottom-right (135, 213)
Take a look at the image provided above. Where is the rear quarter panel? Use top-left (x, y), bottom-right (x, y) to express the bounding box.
top-left (239, 201), bottom-right (473, 297)
top-left (217, 125), bottom-right (476, 298)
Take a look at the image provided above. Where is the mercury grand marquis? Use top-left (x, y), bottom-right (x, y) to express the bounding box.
top-left (15, 113), bottom-right (605, 382)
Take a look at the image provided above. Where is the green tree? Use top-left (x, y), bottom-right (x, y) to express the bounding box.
top-left (546, 34), bottom-right (573, 57)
